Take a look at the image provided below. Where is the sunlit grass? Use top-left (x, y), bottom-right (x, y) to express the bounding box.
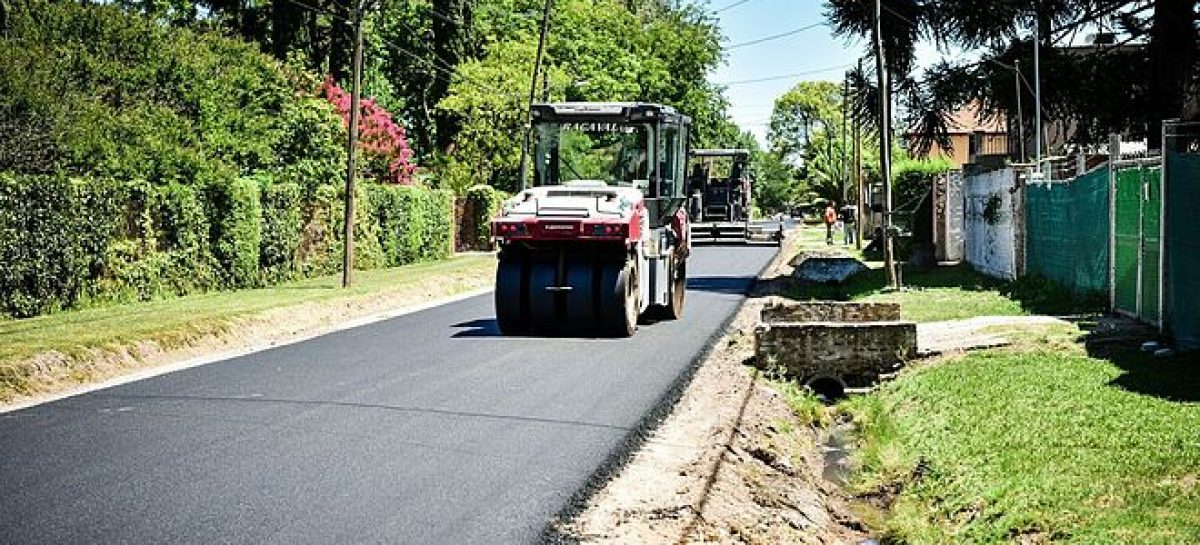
top-left (841, 326), bottom-right (1200, 544)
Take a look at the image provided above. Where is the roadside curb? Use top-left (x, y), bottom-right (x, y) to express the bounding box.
top-left (542, 233), bottom-right (793, 544)
top-left (1, 286), bottom-right (495, 415)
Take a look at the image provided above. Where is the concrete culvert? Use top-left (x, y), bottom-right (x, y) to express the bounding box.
top-left (807, 376), bottom-right (847, 404)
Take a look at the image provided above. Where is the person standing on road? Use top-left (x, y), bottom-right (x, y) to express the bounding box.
top-left (823, 202), bottom-right (837, 245)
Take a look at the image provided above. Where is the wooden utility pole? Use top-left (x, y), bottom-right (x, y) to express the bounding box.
top-left (853, 58), bottom-right (863, 250)
top-left (342, 1), bottom-right (365, 289)
top-left (517, 0), bottom-right (554, 190)
top-left (841, 74), bottom-right (849, 203)
top-left (873, 0), bottom-right (898, 288)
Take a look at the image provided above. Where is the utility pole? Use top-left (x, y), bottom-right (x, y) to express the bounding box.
top-left (853, 58), bottom-right (863, 250)
top-left (873, 0), bottom-right (897, 288)
top-left (342, 1), bottom-right (365, 289)
top-left (873, 0), bottom-right (902, 289)
top-left (517, 0), bottom-right (554, 191)
top-left (1034, 13), bottom-right (1043, 176)
top-left (841, 74), bottom-right (849, 203)
top-left (1015, 59), bottom-right (1025, 162)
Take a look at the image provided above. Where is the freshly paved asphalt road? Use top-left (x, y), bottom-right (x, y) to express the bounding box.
top-left (0, 243), bottom-right (777, 545)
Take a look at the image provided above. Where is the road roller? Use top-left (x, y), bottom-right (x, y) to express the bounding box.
top-left (492, 102), bottom-right (692, 337)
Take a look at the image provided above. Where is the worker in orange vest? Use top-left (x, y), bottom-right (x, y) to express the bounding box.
top-left (823, 202), bottom-right (837, 245)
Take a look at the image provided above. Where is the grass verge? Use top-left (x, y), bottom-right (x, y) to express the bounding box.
top-left (840, 324), bottom-right (1200, 544)
top-left (780, 226), bottom-right (1103, 323)
top-left (0, 254), bottom-right (497, 402)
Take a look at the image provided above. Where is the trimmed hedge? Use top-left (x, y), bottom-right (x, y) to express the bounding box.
top-left (0, 174), bottom-right (456, 318)
top-left (259, 179), bottom-right (303, 283)
top-left (370, 185), bottom-right (454, 266)
top-left (208, 177), bottom-right (263, 289)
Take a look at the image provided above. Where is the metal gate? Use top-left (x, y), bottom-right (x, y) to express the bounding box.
top-left (1110, 159), bottom-right (1163, 325)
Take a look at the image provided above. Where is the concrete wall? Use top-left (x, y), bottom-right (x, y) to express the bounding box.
top-left (755, 301), bottom-right (915, 388)
top-left (964, 166), bottom-right (1022, 279)
top-left (755, 322), bottom-right (916, 387)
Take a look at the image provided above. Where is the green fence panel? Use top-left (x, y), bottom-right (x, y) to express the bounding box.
top-left (1166, 153), bottom-right (1200, 350)
top-left (1141, 166), bottom-right (1162, 323)
top-left (1113, 167), bottom-right (1142, 316)
top-left (1025, 168), bottom-right (1111, 295)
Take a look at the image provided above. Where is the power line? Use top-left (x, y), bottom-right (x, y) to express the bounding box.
top-left (718, 64), bottom-right (853, 86)
top-left (726, 22), bottom-right (824, 50)
top-left (712, 0), bottom-right (756, 14)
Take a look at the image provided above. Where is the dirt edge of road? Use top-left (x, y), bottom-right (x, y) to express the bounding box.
top-left (545, 235), bottom-right (868, 544)
top-left (2, 266), bottom-right (495, 412)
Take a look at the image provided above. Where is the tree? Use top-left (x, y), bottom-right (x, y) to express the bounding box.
top-left (767, 81), bottom-right (843, 163)
top-left (752, 149), bottom-right (802, 214)
top-left (826, 0), bottom-right (1199, 150)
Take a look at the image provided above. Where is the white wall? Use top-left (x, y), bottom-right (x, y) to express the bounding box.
top-left (963, 168), bottom-right (1019, 279)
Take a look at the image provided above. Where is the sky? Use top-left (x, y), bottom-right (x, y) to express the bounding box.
top-left (706, 0), bottom-right (961, 147)
top-left (706, 0), bottom-right (864, 146)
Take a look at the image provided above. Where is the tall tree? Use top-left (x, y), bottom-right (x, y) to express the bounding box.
top-left (767, 81), bottom-right (843, 163)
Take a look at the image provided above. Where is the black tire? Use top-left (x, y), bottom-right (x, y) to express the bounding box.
top-left (495, 251), bottom-right (528, 335)
top-left (526, 253), bottom-right (558, 329)
top-left (599, 259), bottom-right (638, 337)
top-left (662, 258), bottom-right (687, 320)
top-left (563, 253), bottom-right (597, 328)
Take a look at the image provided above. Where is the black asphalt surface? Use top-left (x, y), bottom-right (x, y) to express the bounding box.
top-left (0, 244), bottom-right (777, 545)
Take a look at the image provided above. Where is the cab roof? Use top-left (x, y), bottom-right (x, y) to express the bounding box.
top-left (530, 102), bottom-right (690, 125)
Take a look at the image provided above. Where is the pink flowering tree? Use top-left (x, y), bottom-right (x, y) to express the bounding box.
top-left (321, 77), bottom-right (416, 184)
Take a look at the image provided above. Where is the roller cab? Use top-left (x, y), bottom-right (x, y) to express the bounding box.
top-left (492, 102), bottom-right (692, 337)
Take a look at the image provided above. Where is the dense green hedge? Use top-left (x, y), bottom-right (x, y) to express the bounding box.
top-left (0, 175), bottom-right (455, 318)
top-left (369, 185), bottom-right (454, 265)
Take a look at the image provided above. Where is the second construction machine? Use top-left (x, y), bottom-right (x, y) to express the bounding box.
top-left (687, 149), bottom-right (781, 244)
top-left (492, 103), bottom-right (692, 337)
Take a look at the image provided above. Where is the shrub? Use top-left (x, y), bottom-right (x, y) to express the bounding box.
top-left (321, 78), bottom-right (416, 185)
top-left (370, 184), bottom-right (454, 266)
top-left (319, 184), bottom-right (384, 272)
top-left (153, 182), bottom-right (219, 295)
top-left (296, 183), bottom-right (340, 277)
top-left (0, 174), bottom-right (77, 316)
top-left (0, 175), bottom-right (127, 316)
top-left (0, 174), bottom-right (458, 318)
top-left (207, 176), bottom-right (263, 289)
top-left (275, 97), bottom-right (347, 197)
top-left (0, 0), bottom-right (299, 183)
top-left (259, 180), bottom-right (304, 283)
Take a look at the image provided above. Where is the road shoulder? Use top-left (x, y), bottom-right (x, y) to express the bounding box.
top-left (1, 255), bottom-right (496, 412)
top-left (554, 233), bottom-right (867, 544)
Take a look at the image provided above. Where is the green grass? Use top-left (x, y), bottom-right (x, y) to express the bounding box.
top-left (782, 226), bottom-right (1102, 323)
top-left (0, 255), bottom-right (496, 398)
top-left (769, 376), bottom-right (831, 427)
top-left (840, 325), bottom-right (1200, 544)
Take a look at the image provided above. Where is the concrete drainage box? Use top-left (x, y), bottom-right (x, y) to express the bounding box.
top-left (755, 299), bottom-right (917, 389)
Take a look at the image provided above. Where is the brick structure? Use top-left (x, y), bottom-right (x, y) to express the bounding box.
top-left (755, 300), bottom-right (916, 389)
top-left (761, 299), bottom-right (901, 323)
